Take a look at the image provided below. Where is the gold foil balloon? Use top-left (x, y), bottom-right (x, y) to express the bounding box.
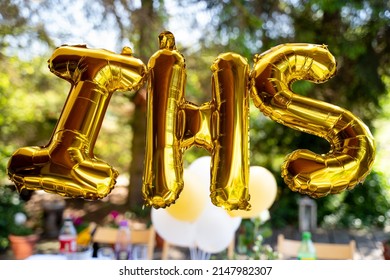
top-left (250, 43), bottom-right (375, 198)
top-left (7, 45), bottom-right (147, 199)
top-left (143, 31), bottom-right (250, 210)
top-left (7, 31), bottom-right (376, 211)
top-left (142, 31), bottom-right (187, 208)
top-left (229, 166), bottom-right (277, 219)
top-left (209, 53), bottom-right (250, 211)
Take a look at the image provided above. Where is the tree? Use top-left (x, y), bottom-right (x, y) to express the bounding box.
top-left (0, 0), bottom-right (54, 55)
top-left (89, 0), bottom-right (168, 211)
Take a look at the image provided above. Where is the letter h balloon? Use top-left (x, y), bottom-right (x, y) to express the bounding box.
top-left (7, 32), bottom-right (375, 211)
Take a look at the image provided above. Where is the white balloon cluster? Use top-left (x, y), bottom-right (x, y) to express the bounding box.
top-left (152, 204), bottom-right (241, 254)
top-left (151, 156), bottom-right (278, 255)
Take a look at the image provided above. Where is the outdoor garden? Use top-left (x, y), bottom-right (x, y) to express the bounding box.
top-left (1, 0), bottom-right (390, 260)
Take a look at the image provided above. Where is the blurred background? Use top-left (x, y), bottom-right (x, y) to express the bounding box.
top-left (0, 0), bottom-right (389, 255)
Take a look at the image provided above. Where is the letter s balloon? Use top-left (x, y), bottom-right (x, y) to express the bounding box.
top-left (250, 43), bottom-right (375, 198)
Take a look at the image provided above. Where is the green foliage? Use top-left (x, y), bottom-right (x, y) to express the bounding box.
top-left (0, 55), bottom-right (66, 178)
top-left (251, 234), bottom-right (280, 260)
top-left (289, 0), bottom-right (389, 125)
top-left (268, 188), bottom-right (301, 229)
top-left (268, 170), bottom-right (390, 229)
top-left (319, 170), bottom-right (390, 229)
top-left (236, 218), bottom-right (279, 260)
top-left (0, 186), bottom-right (33, 251)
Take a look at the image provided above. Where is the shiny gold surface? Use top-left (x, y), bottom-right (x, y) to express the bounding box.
top-left (142, 32), bottom-right (187, 208)
top-left (7, 45), bottom-right (147, 200)
top-left (7, 33), bottom-right (375, 210)
top-left (143, 32), bottom-right (251, 210)
top-left (250, 43), bottom-right (375, 198)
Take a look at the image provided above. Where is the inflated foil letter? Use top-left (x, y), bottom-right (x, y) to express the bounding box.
top-left (143, 32), bottom-right (250, 210)
top-left (7, 45), bottom-right (147, 199)
top-left (7, 32), bottom-right (375, 210)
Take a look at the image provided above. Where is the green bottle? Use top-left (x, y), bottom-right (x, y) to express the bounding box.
top-left (297, 231), bottom-right (317, 260)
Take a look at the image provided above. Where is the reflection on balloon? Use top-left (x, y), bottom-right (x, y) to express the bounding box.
top-left (250, 43), bottom-right (375, 198)
top-left (7, 45), bottom-right (147, 200)
top-left (229, 166), bottom-right (277, 219)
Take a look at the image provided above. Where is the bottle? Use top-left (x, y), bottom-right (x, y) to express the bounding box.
top-left (115, 220), bottom-right (132, 260)
top-left (59, 217), bottom-right (77, 259)
top-left (297, 231), bottom-right (316, 260)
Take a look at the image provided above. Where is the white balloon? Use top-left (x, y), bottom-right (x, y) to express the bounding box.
top-left (230, 216), bottom-right (242, 232)
top-left (151, 208), bottom-right (195, 247)
top-left (188, 156), bottom-right (212, 172)
top-left (190, 175), bottom-right (242, 253)
top-left (258, 209), bottom-right (270, 223)
top-left (229, 166), bottom-right (277, 219)
top-left (194, 204), bottom-right (236, 254)
top-left (166, 168), bottom-right (208, 222)
top-left (188, 156), bottom-right (211, 187)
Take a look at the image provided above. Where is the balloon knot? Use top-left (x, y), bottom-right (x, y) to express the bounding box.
top-left (159, 31), bottom-right (176, 50)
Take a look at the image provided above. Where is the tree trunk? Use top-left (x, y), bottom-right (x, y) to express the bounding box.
top-left (127, 0), bottom-right (161, 212)
top-left (127, 89), bottom-right (147, 210)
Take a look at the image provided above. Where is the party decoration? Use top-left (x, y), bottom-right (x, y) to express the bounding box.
top-left (142, 31), bottom-right (187, 208)
top-left (229, 166), bottom-right (277, 219)
top-left (152, 156), bottom-right (241, 255)
top-left (188, 156), bottom-right (242, 230)
top-left (7, 31), bottom-right (376, 210)
top-left (7, 45), bottom-right (147, 200)
top-left (151, 208), bottom-right (196, 248)
top-left (194, 204), bottom-right (237, 254)
top-left (166, 168), bottom-right (208, 222)
top-left (187, 156), bottom-right (212, 187)
top-left (143, 31), bottom-right (250, 210)
top-left (152, 205), bottom-right (240, 255)
top-left (209, 52), bottom-right (250, 211)
top-left (250, 43), bottom-right (375, 198)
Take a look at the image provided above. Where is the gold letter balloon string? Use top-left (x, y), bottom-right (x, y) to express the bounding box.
top-left (7, 31), bottom-right (375, 211)
top-left (7, 45), bottom-right (147, 200)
